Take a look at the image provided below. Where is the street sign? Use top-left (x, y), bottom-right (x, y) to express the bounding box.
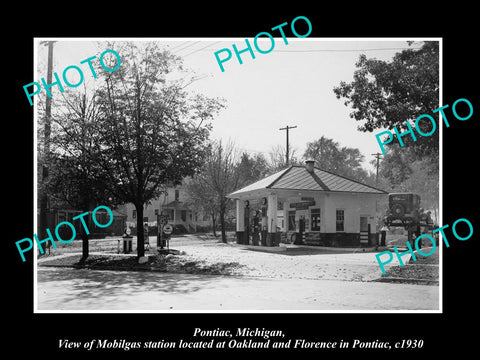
top-left (163, 224), bottom-right (173, 235)
top-left (157, 214), bottom-right (169, 225)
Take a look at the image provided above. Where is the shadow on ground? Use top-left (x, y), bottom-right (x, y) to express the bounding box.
top-left (38, 267), bottom-right (222, 307)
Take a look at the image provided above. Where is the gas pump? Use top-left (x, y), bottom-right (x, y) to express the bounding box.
top-left (295, 215), bottom-right (306, 245)
top-left (261, 204), bottom-right (267, 246)
top-left (252, 210), bottom-right (261, 246)
top-left (244, 202), bottom-right (250, 245)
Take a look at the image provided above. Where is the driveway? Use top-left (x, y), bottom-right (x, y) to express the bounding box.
top-left (162, 239), bottom-right (411, 282)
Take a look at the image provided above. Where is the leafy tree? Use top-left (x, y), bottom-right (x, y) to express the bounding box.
top-left (376, 146), bottom-right (439, 222)
top-left (377, 144), bottom-right (414, 188)
top-left (236, 152), bottom-right (270, 187)
top-left (303, 136), bottom-right (371, 182)
top-left (403, 158), bottom-right (439, 222)
top-left (44, 89), bottom-right (119, 262)
top-left (333, 41), bottom-right (439, 158)
top-left (36, 77), bottom-right (120, 261)
top-left (333, 41), bottom-right (439, 218)
top-left (91, 42), bottom-right (224, 258)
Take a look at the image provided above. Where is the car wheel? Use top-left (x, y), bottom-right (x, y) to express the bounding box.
top-left (391, 203), bottom-right (405, 217)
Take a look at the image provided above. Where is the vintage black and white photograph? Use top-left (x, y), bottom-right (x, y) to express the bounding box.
top-left (33, 37), bottom-right (441, 312)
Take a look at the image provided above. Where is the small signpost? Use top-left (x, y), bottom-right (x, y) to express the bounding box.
top-left (120, 226), bottom-right (133, 254)
top-left (157, 213), bottom-right (171, 252)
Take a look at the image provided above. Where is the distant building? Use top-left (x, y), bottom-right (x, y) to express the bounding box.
top-left (46, 206), bottom-right (127, 238)
top-left (124, 182), bottom-right (212, 232)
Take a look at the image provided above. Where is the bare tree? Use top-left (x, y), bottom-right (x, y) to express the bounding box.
top-left (187, 140), bottom-right (241, 243)
top-left (268, 144), bottom-right (299, 173)
top-left (184, 176), bottom-right (219, 237)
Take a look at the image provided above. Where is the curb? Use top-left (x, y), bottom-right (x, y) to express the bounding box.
top-left (374, 277), bottom-right (439, 286)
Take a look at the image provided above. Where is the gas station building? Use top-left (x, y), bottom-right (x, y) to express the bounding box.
top-left (227, 160), bottom-right (387, 247)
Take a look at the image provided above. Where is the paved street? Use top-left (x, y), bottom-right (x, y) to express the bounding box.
top-left (36, 267), bottom-right (439, 311)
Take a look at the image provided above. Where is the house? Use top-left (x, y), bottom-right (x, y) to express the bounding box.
top-left (124, 183), bottom-right (212, 232)
top-left (227, 160), bottom-right (388, 247)
top-left (49, 206), bottom-right (127, 238)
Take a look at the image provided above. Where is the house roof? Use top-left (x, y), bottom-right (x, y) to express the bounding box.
top-left (163, 200), bottom-right (188, 209)
top-left (228, 165), bottom-right (387, 198)
top-left (50, 205), bottom-right (127, 217)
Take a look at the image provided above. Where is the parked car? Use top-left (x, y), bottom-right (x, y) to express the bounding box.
top-left (384, 193), bottom-right (433, 229)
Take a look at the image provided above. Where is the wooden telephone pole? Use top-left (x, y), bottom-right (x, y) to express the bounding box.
top-left (279, 125), bottom-right (297, 166)
top-left (39, 41), bottom-right (56, 252)
top-left (371, 152), bottom-right (383, 187)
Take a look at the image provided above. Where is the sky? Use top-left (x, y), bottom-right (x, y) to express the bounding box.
top-left (35, 38), bottom-right (428, 172)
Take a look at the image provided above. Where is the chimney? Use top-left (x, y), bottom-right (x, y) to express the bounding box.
top-left (305, 159), bottom-right (315, 173)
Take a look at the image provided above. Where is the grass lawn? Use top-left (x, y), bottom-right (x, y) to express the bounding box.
top-left (38, 250), bottom-right (245, 276)
top-left (376, 248), bottom-right (439, 285)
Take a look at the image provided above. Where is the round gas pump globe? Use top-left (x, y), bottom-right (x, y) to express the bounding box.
top-left (125, 227), bottom-right (131, 236)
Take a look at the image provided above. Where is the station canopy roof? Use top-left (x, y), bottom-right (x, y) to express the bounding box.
top-left (228, 165), bottom-right (387, 199)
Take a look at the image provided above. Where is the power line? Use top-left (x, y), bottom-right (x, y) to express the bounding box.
top-left (164, 45), bottom-right (424, 54)
top-left (171, 41), bottom-right (202, 55)
top-left (275, 46), bottom-right (423, 53)
top-left (170, 41), bottom-right (197, 52)
top-left (168, 42), bottom-right (192, 51)
top-left (162, 47), bottom-right (423, 53)
top-left (183, 41), bottom-right (222, 57)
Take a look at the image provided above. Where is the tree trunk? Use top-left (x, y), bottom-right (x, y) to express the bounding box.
top-left (136, 203), bottom-right (145, 258)
top-left (211, 211), bottom-right (217, 237)
top-left (79, 205), bottom-right (90, 263)
top-left (39, 191), bottom-right (49, 255)
top-left (220, 206), bottom-right (227, 243)
top-left (79, 231), bottom-right (89, 264)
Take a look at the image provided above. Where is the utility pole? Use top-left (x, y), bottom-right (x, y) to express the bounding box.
top-left (39, 41), bottom-right (56, 253)
top-left (279, 125), bottom-right (297, 166)
top-left (371, 152), bottom-right (383, 187)
top-left (371, 152), bottom-right (384, 249)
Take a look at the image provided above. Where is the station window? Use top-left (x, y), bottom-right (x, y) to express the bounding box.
top-left (311, 208), bottom-right (321, 231)
top-left (336, 209), bottom-right (345, 232)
